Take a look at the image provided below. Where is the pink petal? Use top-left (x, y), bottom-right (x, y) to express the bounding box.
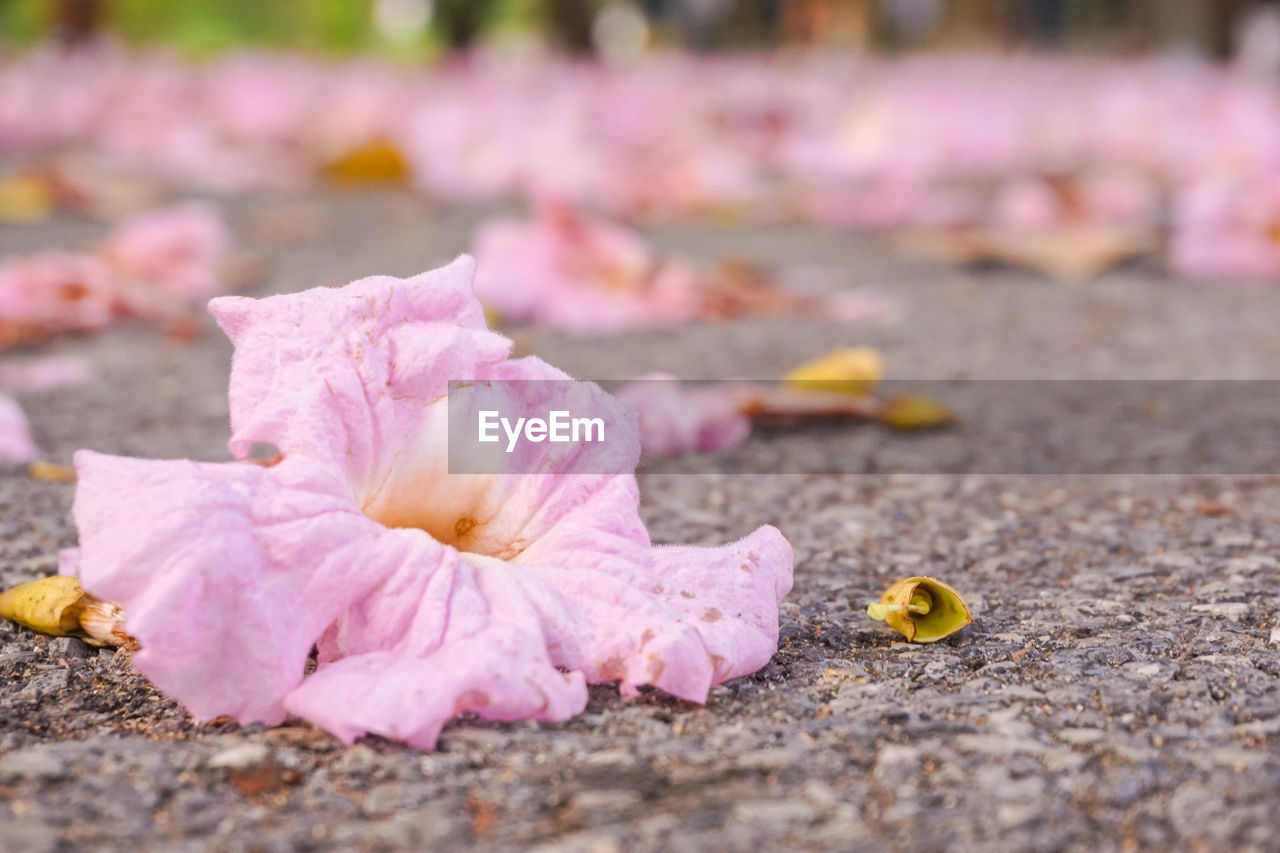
top-left (209, 255), bottom-right (511, 499)
top-left (508, 490), bottom-right (793, 703)
top-left (70, 450), bottom-right (409, 724)
top-left (616, 374), bottom-right (751, 456)
top-left (101, 201), bottom-right (232, 303)
top-left (0, 392), bottom-right (37, 463)
top-left (0, 252), bottom-right (119, 332)
top-left (471, 205), bottom-right (702, 334)
top-left (286, 547), bottom-right (591, 747)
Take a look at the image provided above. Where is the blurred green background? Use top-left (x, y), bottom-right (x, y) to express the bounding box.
top-left (0, 0), bottom-right (542, 55)
top-left (0, 0), bottom-right (1267, 58)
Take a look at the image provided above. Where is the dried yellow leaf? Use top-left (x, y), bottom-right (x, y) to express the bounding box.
top-left (28, 460), bottom-right (77, 483)
top-left (0, 575), bottom-right (135, 648)
top-left (323, 138), bottom-right (410, 185)
top-left (784, 346), bottom-right (884, 395)
top-left (877, 393), bottom-right (957, 430)
top-left (867, 576), bottom-right (972, 643)
top-left (0, 175), bottom-right (54, 224)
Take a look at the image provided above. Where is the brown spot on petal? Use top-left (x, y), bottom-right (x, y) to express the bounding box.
top-left (650, 584), bottom-right (664, 594)
top-left (454, 515), bottom-right (477, 540)
top-left (454, 689), bottom-right (491, 711)
top-left (640, 629), bottom-right (655, 646)
top-left (680, 590), bottom-right (695, 599)
top-left (739, 562), bottom-right (753, 574)
top-left (646, 655), bottom-right (665, 682)
top-left (598, 655), bottom-right (626, 680)
top-left (701, 607), bottom-right (724, 623)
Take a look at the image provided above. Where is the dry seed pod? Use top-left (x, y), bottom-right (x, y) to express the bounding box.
top-left (78, 599), bottom-right (136, 649)
top-left (867, 576), bottom-right (972, 643)
top-left (0, 575), bottom-right (85, 636)
top-left (0, 575), bottom-right (135, 648)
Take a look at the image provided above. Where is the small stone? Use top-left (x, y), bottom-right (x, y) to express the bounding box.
top-left (0, 746), bottom-right (68, 782)
top-left (48, 637), bottom-right (93, 660)
top-left (1055, 728), bottom-right (1106, 746)
top-left (736, 746), bottom-right (808, 771)
top-left (565, 789), bottom-right (642, 819)
top-left (872, 744), bottom-right (921, 781)
top-left (1269, 626), bottom-right (1280, 646)
top-left (1190, 602), bottom-right (1250, 622)
top-left (17, 668), bottom-right (69, 699)
top-left (0, 818), bottom-right (59, 853)
top-left (952, 734), bottom-right (1049, 756)
top-left (333, 743), bottom-right (380, 774)
top-left (581, 749), bottom-right (634, 768)
top-left (206, 742), bottom-right (270, 771)
top-left (730, 799), bottom-right (819, 828)
top-left (531, 831), bottom-right (622, 853)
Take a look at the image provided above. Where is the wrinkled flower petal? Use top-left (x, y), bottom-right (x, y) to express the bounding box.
top-left (70, 256), bottom-right (793, 748)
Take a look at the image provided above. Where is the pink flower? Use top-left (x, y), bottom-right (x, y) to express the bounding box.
top-left (0, 251), bottom-right (119, 332)
top-left (472, 202), bottom-right (703, 334)
top-left (100, 202), bottom-right (232, 310)
top-left (990, 177), bottom-right (1063, 231)
top-left (63, 257), bottom-right (792, 748)
top-left (617, 374), bottom-right (751, 457)
top-left (0, 391), bottom-right (36, 463)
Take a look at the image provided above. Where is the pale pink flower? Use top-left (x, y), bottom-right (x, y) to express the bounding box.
top-left (100, 202), bottom-right (232, 310)
top-left (63, 257), bottom-right (792, 748)
top-left (471, 203), bottom-right (702, 334)
top-left (0, 251), bottom-right (119, 332)
top-left (617, 374), bottom-right (750, 457)
top-left (990, 177), bottom-right (1063, 231)
top-left (0, 391), bottom-right (36, 463)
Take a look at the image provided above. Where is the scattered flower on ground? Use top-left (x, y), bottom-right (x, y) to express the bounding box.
top-left (1, 48), bottom-right (1276, 278)
top-left (0, 202), bottom-right (234, 346)
top-left (61, 256), bottom-right (794, 748)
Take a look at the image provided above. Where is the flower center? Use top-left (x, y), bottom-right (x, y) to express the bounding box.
top-left (360, 466), bottom-right (526, 560)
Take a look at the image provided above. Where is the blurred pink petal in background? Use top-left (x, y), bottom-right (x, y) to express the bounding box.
top-left (0, 391), bottom-right (36, 463)
top-left (617, 373), bottom-right (751, 457)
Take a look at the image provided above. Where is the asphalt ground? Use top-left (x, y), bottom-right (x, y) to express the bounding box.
top-left (1, 191), bottom-right (1278, 852)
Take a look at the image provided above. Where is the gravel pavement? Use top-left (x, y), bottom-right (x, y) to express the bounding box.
top-left (2, 192), bottom-right (1279, 852)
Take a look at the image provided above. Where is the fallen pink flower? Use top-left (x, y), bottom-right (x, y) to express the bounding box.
top-left (0, 203), bottom-right (234, 344)
top-left (617, 374), bottom-right (751, 457)
top-left (62, 256), bottom-right (793, 748)
top-left (100, 201), bottom-right (232, 306)
top-left (0, 251), bottom-right (118, 335)
top-left (472, 202), bottom-right (703, 334)
top-left (0, 391), bottom-right (36, 463)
